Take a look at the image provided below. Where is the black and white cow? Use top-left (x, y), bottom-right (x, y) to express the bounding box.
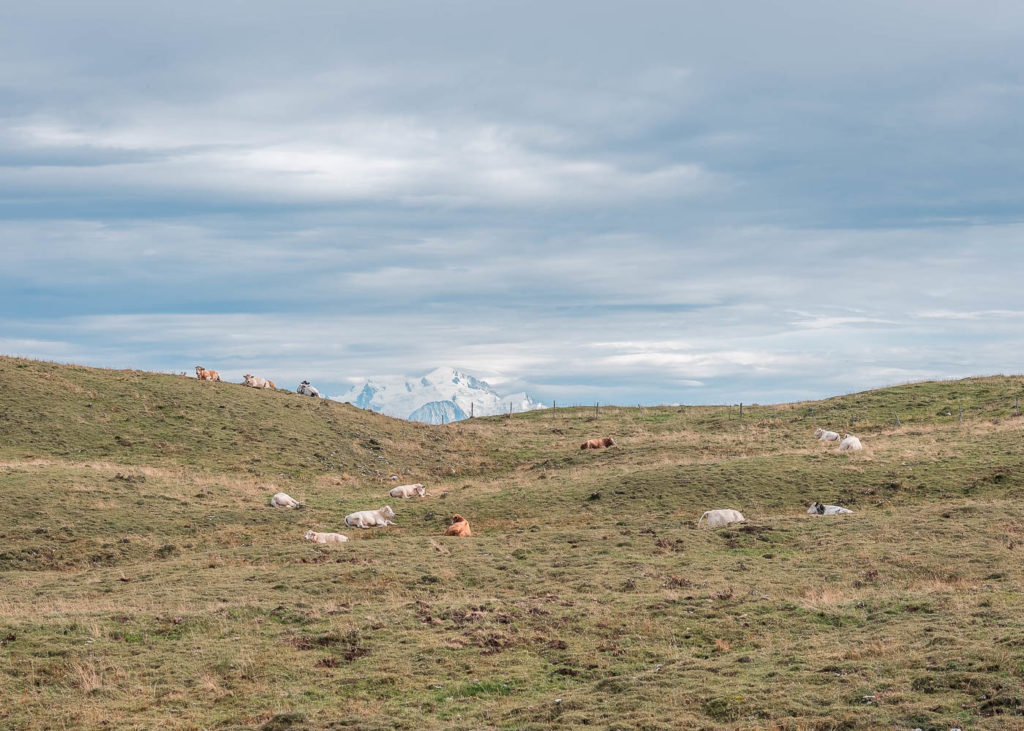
top-left (808, 501), bottom-right (852, 515)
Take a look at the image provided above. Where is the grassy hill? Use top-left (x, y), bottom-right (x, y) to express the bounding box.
top-left (1, 356), bottom-right (1023, 729)
top-left (0, 357), bottom-right (463, 480)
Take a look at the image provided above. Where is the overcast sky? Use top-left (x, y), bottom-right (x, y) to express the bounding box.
top-left (3, 1), bottom-right (1023, 405)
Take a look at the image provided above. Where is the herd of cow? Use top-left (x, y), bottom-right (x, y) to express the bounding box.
top-left (814, 427), bottom-right (863, 451)
top-left (196, 365), bottom-right (864, 540)
top-left (694, 428), bottom-right (864, 528)
top-left (271, 487), bottom-right (471, 542)
top-left (266, 423), bottom-right (861, 543)
top-left (194, 366), bottom-right (321, 397)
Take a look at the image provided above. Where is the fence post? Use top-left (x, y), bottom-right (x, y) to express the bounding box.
top-left (552, 400), bottom-right (556, 420)
top-left (894, 411), bottom-right (901, 427)
top-left (470, 403), bottom-right (474, 419)
top-left (739, 402), bottom-right (743, 419)
top-left (596, 402), bottom-right (599, 417)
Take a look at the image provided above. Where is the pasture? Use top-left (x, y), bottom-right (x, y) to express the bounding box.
top-left (1, 357), bottom-right (1022, 729)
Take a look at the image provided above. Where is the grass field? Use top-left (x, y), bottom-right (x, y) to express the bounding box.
top-left (1, 356), bottom-right (1023, 729)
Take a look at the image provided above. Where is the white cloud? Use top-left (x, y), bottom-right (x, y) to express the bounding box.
top-left (598, 349), bottom-right (816, 377)
top-left (915, 309), bottom-right (1024, 321)
top-left (789, 314), bottom-right (899, 330)
top-left (4, 115), bottom-right (713, 208)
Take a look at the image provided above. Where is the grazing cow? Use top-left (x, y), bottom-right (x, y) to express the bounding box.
top-left (270, 492), bottom-right (303, 509)
top-left (808, 501), bottom-right (853, 515)
top-left (389, 483), bottom-right (427, 498)
top-left (580, 437), bottom-right (616, 450)
top-left (838, 434), bottom-right (863, 452)
top-left (195, 366), bottom-right (221, 382)
top-left (814, 428), bottom-right (841, 442)
top-left (344, 505), bottom-right (396, 529)
top-left (304, 529), bottom-right (349, 544)
top-left (697, 509), bottom-right (746, 528)
top-left (243, 374), bottom-right (274, 389)
top-left (444, 514), bottom-right (472, 537)
top-left (296, 380), bottom-right (320, 398)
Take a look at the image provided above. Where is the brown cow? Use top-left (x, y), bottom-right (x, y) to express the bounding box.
top-left (195, 366), bottom-right (221, 382)
top-left (444, 514), bottom-right (472, 537)
top-left (580, 437), bottom-right (615, 450)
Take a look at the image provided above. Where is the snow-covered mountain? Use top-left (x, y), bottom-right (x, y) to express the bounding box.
top-left (335, 367), bottom-right (546, 424)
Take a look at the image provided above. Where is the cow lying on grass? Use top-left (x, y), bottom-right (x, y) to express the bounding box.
top-left (814, 428), bottom-right (841, 442)
top-left (304, 529), bottom-right (349, 543)
top-left (838, 434), bottom-right (863, 451)
top-left (581, 437), bottom-right (615, 450)
top-left (243, 374), bottom-right (275, 389)
top-left (389, 483), bottom-right (427, 498)
top-left (195, 366), bottom-right (221, 382)
top-left (444, 515), bottom-right (472, 537)
top-left (345, 505), bottom-right (396, 529)
top-left (697, 509), bottom-right (745, 528)
top-left (270, 492), bottom-right (303, 508)
top-left (808, 502), bottom-right (852, 515)
top-left (296, 380), bottom-right (320, 397)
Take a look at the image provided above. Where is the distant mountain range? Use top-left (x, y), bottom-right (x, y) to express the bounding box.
top-left (335, 367), bottom-right (546, 424)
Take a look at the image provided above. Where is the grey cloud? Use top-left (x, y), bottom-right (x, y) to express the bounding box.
top-left (3, 1), bottom-right (1024, 404)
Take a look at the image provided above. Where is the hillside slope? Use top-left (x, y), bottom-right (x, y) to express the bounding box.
top-left (0, 356), bottom-right (465, 481)
top-left (4, 355), bottom-right (1022, 480)
top-left (1, 357), bottom-right (1023, 729)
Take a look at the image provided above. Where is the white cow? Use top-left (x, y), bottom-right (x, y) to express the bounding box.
top-left (304, 529), bottom-right (349, 543)
top-left (270, 492), bottom-right (303, 509)
top-left (345, 505), bottom-right (397, 529)
top-left (389, 483), bottom-right (427, 498)
top-left (814, 428), bottom-right (841, 442)
top-left (296, 380), bottom-right (320, 397)
top-left (838, 435), bottom-right (863, 452)
top-left (243, 374), bottom-right (274, 389)
top-left (697, 509), bottom-right (746, 528)
top-left (808, 501), bottom-right (853, 515)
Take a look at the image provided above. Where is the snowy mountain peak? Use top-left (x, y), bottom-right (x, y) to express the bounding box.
top-left (418, 366), bottom-right (487, 391)
top-left (335, 367), bottom-right (546, 424)
top-left (408, 400), bottom-right (468, 424)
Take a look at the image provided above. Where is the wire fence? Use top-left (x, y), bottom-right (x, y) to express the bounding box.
top-left (479, 382), bottom-right (1024, 433)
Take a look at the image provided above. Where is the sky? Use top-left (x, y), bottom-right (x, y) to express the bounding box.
top-left (3, 0), bottom-right (1024, 405)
